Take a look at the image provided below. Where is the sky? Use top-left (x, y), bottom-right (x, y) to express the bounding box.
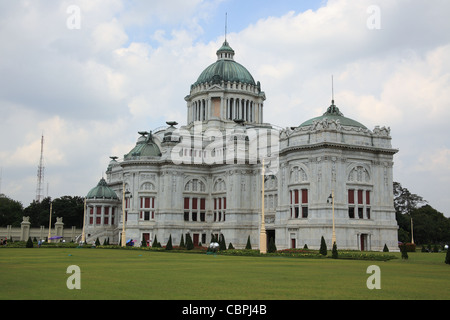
top-left (0, 0), bottom-right (449, 216)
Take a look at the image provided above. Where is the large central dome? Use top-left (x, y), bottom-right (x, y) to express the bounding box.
top-left (194, 41), bottom-right (256, 86)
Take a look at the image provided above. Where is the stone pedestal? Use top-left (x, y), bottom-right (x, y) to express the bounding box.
top-left (20, 217), bottom-right (31, 241)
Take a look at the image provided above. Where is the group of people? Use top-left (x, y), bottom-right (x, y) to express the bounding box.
top-left (1, 238), bottom-right (7, 246)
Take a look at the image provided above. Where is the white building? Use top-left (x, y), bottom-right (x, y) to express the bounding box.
top-left (85, 40), bottom-right (399, 251)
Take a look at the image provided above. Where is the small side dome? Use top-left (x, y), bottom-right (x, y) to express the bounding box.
top-left (86, 178), bottom-right (119, 200)
top-left (299, 101), bottom-right (367, 129)
top-left (125, 131), bottom-right (161, 159)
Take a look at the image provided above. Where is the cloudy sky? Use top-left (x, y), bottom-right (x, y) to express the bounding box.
top-left (0, 0), bottom-right (449, 216)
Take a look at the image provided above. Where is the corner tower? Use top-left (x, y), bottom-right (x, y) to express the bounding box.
top-left (185, 41), bottom-right (266, 128)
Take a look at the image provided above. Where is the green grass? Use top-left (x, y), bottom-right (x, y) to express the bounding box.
top-left (0, 248), bottom-right (449, 300)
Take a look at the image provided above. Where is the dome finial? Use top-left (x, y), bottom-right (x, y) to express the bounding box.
top-left (225, 12), bottom-right (228, 42)
top-left (331, 75), bottom-right (335, 105)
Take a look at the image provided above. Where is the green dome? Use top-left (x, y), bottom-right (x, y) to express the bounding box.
top-left (194, 41), bottom-right (256, 86)
top-left (299, 102), bottom-right (367, 129)
top-left (125, 131), bottom-right (161, 159)
top-left (87, 178), bottom-right (118, 200)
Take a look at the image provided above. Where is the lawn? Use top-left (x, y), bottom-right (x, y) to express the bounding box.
top-left (0, 248), bottom-right (449, 300)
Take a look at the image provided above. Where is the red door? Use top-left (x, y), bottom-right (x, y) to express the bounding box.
top-left (193, 234), bottom-right (199, 246)
top-left (143, 233), bottom-right (150, 247)
top-left (291, 239), bottom-right (296, 249)
top-left (360, 234), bottom-right (366, 251)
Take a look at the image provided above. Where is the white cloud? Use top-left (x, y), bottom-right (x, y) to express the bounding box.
top-left (1, 0), bottom-right (449, 216)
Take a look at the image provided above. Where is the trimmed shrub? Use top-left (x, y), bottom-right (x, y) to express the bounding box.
top-left (398, 243), bottom-right (416, 252)
top-left (185, 233), bottom-right (194, 250)
top-left (383, 244), bottom-right (389, 252)
top-left (245, 236), bottom-right (252, 250)
top-left (319, 236), bottom-right (327, 256)
top-left (26, 237), bottom-right (33, 248)
top-left (331, 242), bottom-right (338, 259)
top-left (179, 234), bottom-right (185, 248)
top-left (219, 234), bottom-right (227, 251)
top-left (166, 235), bottom-right (173, 250)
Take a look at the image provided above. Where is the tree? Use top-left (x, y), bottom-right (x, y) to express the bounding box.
top-left (445, 246), bottom-right (450, 265)
top-left (331, 242), bottom-right (338, 259)
top-left (245, 236), bottom-right (252, 250)
top-left (393, 182), bottom-right (427, 215)
top-left (319, 236), bottom-right (327, 256)
top-left (0, 195), bottom-right (24, 227)
top-left (383, 244), bottom-right (389, 252)
top-left (51, 196), bottom-right (85, 228)
top-left (24, 197), bottom-right (52, 228)
top-left (166, 235), bottom-right (173, 250)
top-left (410, 205), bottom-right (450, 245)
top-left (228, 242), bottom-right (234, 250)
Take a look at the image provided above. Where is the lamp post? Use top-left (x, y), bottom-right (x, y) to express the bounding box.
top-left (81, 198), bottom-right (86, 244)
top-left (48, 201), bottom-right (52, 243)
top-left (121, 183), bottom-right (132, 247)
top-left (259, 159), bottom-right (267, 254)
top-left (327, 190), bottom-right (336, 246)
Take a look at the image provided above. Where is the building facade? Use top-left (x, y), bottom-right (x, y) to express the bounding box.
top-left (85, 41), bottom-right (399, 251)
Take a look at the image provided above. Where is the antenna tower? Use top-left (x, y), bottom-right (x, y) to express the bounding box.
top-left (36, 134), bottom-right (45, 202)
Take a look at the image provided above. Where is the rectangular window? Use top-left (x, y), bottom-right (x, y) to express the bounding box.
top-left (302, 189), bottom-right (308, 204)
top-left (192, 198), bottom-right (198, 210)
top-left (348, 190), bottom-right (354, 204)
top-left (348, 207), bottom-right (355, 219)
top-left (184, 212), bottom-right (189, 221)
top-left (200, 212), bottom-right (205, 222)
top-left (200, 198), bottom-right (205, 210)
top-left (294, 190), bottom-right (299, 204)
top-left (184, 197), bottom-right (190, 210)
top-left (366, 191), bottom-right (371, 205)
top-left (358, 190), bottom-right (363, 205)
top-left (302, 206), bottom-right (308, 218)
top-left (366, 207), bottom-right (371, 219)
top-left (358, 207), bottom-right (364, 219)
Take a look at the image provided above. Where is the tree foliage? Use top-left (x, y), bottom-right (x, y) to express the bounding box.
top-left (394, 182), bottom-right (450, 245)
top-left (1, 195), bottom-right (85, 228)
top-left (0, 195), bottom-right (24, 227)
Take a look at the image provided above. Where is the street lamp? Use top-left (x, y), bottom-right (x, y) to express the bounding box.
top-left (121, 183), bottom-right (132, 247)
top-left (327, 190), bottom-right (336, 246)
top-left (260, 159), bottom-right (267, 254)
